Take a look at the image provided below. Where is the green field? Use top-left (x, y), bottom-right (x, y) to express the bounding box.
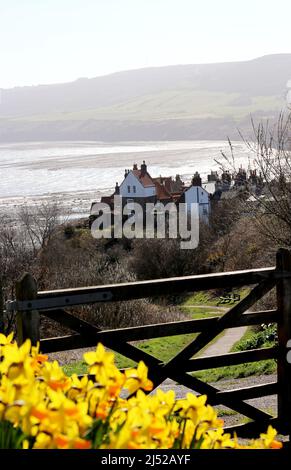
top-left (12, 90), bottom-right (283, 123)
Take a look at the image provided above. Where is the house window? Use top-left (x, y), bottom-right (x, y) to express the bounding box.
top-left (133, 185), bottom-right (136, 193)
top-left (203, 206), bottom-right (208, 215)
top-left (127, 185), bottom-right (130, 193)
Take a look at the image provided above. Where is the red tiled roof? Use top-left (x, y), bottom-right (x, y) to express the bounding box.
top-left (154, 181), bottom-right (172, 201)
top-left (132, 169), bottom-right (156, 187)
top-left (153, 176), bottom-right (171, 192)
top-left (153, 176), bottom-right (183, 194)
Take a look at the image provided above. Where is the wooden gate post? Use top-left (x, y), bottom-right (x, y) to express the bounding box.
top-left (16, 273), bottom-right (40, 346)
top-left (276, 248), bottom-right (291, 440)
top-left (0, 280), bottom-right (4, 333)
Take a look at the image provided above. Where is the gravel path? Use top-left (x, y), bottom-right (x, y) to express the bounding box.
top-left (157, 374), bottom-right (277, 422)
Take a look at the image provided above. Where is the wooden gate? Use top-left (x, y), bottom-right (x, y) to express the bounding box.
top-left (8, 248), bottom-right (291, 439)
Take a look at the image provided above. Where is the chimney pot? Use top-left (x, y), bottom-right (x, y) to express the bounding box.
top-left (141, 161), bottom-right (147, 176)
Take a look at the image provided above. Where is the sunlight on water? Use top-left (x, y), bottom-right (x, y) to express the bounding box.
top-left (0, 140), bottom-right (252, 199)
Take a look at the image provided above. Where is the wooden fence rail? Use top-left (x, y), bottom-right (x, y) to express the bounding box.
top-left (7, 248), bottom-right (291, 439)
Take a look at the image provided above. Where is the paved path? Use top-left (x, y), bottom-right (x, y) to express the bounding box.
top-left (183, 304), bottom-right (247, 357)
top-left (199, 326), bottom-right (248, 357)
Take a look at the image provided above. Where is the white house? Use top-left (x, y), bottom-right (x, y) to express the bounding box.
top-left (119, 162), bottom-right (156, 202)
top-left (96, 162), bottom-right (210, 222)
top-left (183, 185), bottom-right (210, 221)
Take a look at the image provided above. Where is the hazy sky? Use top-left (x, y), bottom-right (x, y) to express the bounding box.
top-left (1, 0), bottom-right (290, 89)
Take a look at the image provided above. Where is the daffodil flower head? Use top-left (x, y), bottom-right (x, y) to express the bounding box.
top-left (0, 335), bottom-right (283, 450)
top-left (124, 361), bottom-right (153, 394)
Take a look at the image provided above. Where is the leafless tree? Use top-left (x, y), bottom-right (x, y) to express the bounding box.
top-left (218, 111), bottom-right (291, 247)
top-left (0, 201), bottom-right (66, 332)
top-left (18, 200), bottom-right (63, 254)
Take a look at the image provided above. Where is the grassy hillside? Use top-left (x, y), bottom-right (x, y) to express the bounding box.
top-left (13, 90), bottom-right (283, 123)
top-left (0, 54), bottom-right (289, 141)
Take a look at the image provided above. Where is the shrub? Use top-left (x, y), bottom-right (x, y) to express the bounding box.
top-left (0, 334), bottom-right (282, 449)
top-left (63, 225), bottom-right (76, 239)
top-left (234, 324), bottom-right (278, 351)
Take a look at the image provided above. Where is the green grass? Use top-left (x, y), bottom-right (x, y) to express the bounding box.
top-left (63, 286), bottom-right (276, 382)
top-left (181, 287), bottom-right (250, 308)
top-left (62, 305), bottom-right (227, 377)
top-left (63, 361), bottom-right (88, 376)
top-left (190, 308), bottom-right (222, 319)
top-left (230, 327), bottom-right (254, 352)
top-left (216, 408), bottom-right (238, 418)
top-left (232, 325), bottom-right (277, 352)
top-left (64, 354), bottom-right (276, 383)
top-left (14, 90), bottom-right (284, 123)
top-left (62, 326), bottom-right (226, 377)
top-left (192, 323), bottom-right (277, 382)
top-left (63, 333), bottom-right (198, 376)
top-left (134, 333), bottom-right (196, 363)
top-left (189, 306), bottom-right (217, 314)
top-left (192, 359), bottom-right (276, 383)
top-left (182, 291), bottom-right (219, 307)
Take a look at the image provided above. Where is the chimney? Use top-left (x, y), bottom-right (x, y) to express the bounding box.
top-left (133, 163), bottom-right (138, 170)
top-left (115, 182), bottom-right (120, 195)
top-left (124, 169), bottom-right (128, 178)
top-left (191, 171), bottom-right (202, 187)
top-left (141, 160), bottom-right (147, 176)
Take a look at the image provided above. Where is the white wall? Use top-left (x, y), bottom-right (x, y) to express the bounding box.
top-left (120, 171), bottom-right (156, 198)
top-left (184, 186), bottom-right (210, 221)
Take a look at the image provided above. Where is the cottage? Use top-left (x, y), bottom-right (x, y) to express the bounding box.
top-left (120, 162), bottom-right (156, 205)
top-left (92, 161), bottom-right (210, 223)
top-left (179, 185), bottom-right (210, 221)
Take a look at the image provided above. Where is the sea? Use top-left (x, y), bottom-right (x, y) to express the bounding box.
top-left (0, 140), bottom-right (252, 219)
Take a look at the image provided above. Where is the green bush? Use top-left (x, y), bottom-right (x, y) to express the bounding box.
top-left (233, 324), bottom-right (277, 351)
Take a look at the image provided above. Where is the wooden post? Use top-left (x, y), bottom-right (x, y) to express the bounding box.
top-left (0, 280), bottom-right (4, 333)
top-left (276, 248), bottom-right (291, 440)
top-left (16, 273), bottom-right (40, 346)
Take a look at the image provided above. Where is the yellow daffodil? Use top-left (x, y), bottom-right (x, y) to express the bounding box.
top-left (0, 332), bottom-right (14, 346)
top-left (0, 335), bottom-right (283, 450)
top-left (124, 361), bottom-right (153, 394)
top-left (41, 361), bottom-right (71, 392)
top-left (84, 344), bottom-right (115, 383)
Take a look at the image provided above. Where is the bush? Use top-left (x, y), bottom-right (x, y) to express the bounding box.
top-left (63, 225), bottom-right (76, 239)
top-left (129, 238), bottom-right (208, 281)
top-left (233, 324), bottom-right (278, 351)
top-left (0, 334), bottom-right (282, 449)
